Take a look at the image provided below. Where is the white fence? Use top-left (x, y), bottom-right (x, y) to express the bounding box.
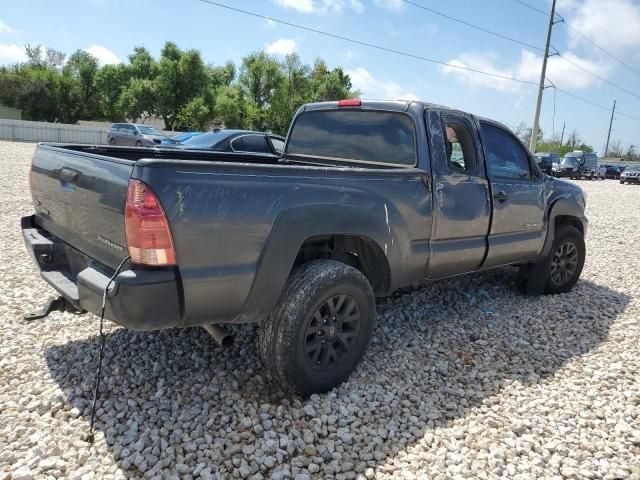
top-left (0, 106), bottom-right (22, 120)
top-left (0, 119), bottom-right (108, 144)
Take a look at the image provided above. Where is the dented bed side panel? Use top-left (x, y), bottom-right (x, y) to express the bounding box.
top-left (134, 162), bottom-right (433, 326)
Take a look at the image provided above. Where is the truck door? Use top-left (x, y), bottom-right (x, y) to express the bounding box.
top-left (478, 120), bottom-right (546, 268)
top-left (425, 109), bottom-right (491, 278)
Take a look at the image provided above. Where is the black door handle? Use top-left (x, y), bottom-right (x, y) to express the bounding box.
top-left (494, 191), bottom-right (508, 203)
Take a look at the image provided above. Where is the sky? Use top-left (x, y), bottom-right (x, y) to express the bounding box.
top-left (1, 0), bottom-right (640, 153)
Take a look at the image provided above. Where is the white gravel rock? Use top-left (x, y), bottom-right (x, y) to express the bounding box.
top-left (1, 141), bottom-right (639, 479)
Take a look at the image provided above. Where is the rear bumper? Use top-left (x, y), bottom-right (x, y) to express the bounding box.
top-left (21, 215), bottom-right (181, 331)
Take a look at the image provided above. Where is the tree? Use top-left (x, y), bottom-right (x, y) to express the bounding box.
top-left (624, 144), bottom-right (636, 161)
top-left (239, 52), bottom-right (283, 130)
top-left (65, 50), bottom-right (101, 118)
top-left (25, 44), bottom-right (66, 69)
top-left (0, 42), bottom-right (358, 132)
top-left (155, 42), bottom-right (211, 130)
top-left (213, 85), bottom-right (246, 128)
top-left (96, 64), bottom-right (129, 120)
top-left (514, 122), bottom-right (543, 147)
top-left (607, 139), bottom-right (624, 158)
top-left (176, 96), bottom-right (211, 130)
top-left (117, 78), bottom-right (156, 121)
top-left (128, 47), bottom-right (158, 80)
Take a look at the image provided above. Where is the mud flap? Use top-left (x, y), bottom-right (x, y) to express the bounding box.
top-left (517, 253), bottom-right (549, 296)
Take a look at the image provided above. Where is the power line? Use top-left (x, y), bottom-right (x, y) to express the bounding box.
top-left (561, 21), bottom-right (640, 78)
top-left (198, 0), bottom-right (640, 124)
top-left (554, 87), bottom-right (640, 121)
top-left (507, 0), bottom-right (640, 79)
top-left (554, 50), bottom-right (640, 102)
top-left (509, 0), bottom-right (549, 16)
top-left (399, 0), bottom-right (543, 52)
top-left (197, 0), bottom-right (537, 86)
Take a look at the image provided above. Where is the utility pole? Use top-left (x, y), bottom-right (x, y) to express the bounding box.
top-left (560, 121), bottom-right (565, 145)
top-left (604, 99), bottom-right (616, 158)
top-left (529, 0), bottom-right (557, 153)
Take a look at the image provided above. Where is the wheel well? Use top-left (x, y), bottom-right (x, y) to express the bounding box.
top-left (555, 215), bottom-right (583, 235)
top-left (293, 234), bottom-right (391, 295)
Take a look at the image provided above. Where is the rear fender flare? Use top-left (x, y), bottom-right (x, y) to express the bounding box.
top-left (234, 204), bottom-right (396, 323)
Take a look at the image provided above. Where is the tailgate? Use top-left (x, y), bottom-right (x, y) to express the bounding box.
top-left (30, 144), bottom-right (134, 269)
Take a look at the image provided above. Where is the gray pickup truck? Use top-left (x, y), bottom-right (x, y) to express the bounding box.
top-left (22, 99), bottom-right (587, 394)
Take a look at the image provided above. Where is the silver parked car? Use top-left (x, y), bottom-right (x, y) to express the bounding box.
top-left (107, 123), bottom-right (174, 147)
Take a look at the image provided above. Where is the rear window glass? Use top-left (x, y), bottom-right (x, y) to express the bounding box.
top-left (286, 110), bottom-right (416, 166)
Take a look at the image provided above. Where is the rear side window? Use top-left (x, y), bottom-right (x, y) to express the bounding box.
top-left (231, 135), bottom-right (271, 154)
top-left (286, 110), bottom-right (416, 166)
top-left (481, 123), bottom-right (531, 180)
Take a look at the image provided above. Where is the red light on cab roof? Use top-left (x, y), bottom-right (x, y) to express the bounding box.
top-left (337, 99), bottom-right (361, 107)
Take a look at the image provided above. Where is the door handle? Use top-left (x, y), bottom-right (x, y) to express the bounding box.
top-left (59, 168), bottom-right (79, 192)
top-left (494, 190), bottom-right (508, 203)
top-left (59, 168), bottom-right (79, 184)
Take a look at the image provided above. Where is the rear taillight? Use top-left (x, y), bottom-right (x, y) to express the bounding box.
top-left (125, 179), bottom-right (176, 266)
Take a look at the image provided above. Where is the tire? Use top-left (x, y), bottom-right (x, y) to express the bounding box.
top-left (544, 225), bottom-right (585, 294)
top-left (135, 140), bottom-right (142, 147)
top-left (620, 180), bottom-right (625, 184)
top-left (259, 260), bottom-right (376, 395)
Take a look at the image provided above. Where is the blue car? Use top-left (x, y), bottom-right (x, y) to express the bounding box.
top-left (161, 131), bottom-right (202, 145)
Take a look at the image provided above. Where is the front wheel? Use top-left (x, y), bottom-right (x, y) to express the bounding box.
top-left (259, 260), bottom-right (375, 395)
top-left (544, 225), bottom-right (585, 294)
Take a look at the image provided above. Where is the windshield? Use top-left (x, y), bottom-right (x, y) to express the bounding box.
top-left (561, 156), bottom-right (579, 166)
top-left (137, 126), bottom-right (165, 136)
top-left (183, 130), bottom-right (235, 148)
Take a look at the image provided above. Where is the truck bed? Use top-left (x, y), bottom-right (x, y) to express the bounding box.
top-left (26, 142), bottom-right (430, 330)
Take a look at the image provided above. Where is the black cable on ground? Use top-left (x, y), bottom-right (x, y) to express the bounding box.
top-left (87, 255), bottom-right (130, 444)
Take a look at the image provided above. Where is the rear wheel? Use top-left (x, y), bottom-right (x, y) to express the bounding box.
top-left (259, 260), bottom-right (375, 395)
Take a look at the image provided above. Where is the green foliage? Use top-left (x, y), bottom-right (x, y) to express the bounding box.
top-left (0, 42), bottom-right (357, 133)
top-left (96, 64), bottom-right (129, 121)
top-left (176, 96), bottom-right (211, 130)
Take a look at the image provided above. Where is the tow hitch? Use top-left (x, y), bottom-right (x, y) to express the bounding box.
top-left (23, 296), bottom-right (85, 321)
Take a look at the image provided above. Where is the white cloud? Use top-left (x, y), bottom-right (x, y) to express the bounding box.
top-left (0, 43), bottom-right (26, 64)
top-left (274, 0), bottom-right (314, 13)
top-left (0, 20), bottom-right (15, 34)
top-left (344, 50), bottom-right (356, 61)
top-left (273, 0), bottom-right (363, 13)
top-left (374, 0), bottom-right (405, 10)
top-left (346, 67), bottom-right (418, 100)
top-left (85, 45), bottom-right (120, 65)
top-left (564, 0), bottom-right (640, 57)
top-left (441, 49), bottom-right (613, 92)
top-left (265, 38), bottom-right (298, 55)
top-left (440, 52), bottom-right (524, 92)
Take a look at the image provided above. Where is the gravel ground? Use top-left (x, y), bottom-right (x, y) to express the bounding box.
top-left (1, 140), bottom-right (639, 480)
